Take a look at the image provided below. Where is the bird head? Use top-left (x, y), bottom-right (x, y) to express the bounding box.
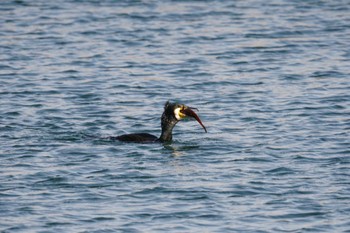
top-left (164, 101), bottom-right (207, 133)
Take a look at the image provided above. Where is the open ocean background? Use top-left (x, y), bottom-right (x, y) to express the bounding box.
top-left (1, 0), bottom-right (350, 232)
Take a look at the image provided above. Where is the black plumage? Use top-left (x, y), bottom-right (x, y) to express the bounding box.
top-left (111, 101), bottom-right (206, 143)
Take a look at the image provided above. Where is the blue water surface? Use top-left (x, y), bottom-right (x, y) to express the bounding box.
top-left (1, 0), bottom-right (350, 232)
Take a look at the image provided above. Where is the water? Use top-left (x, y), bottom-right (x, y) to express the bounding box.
top-left (1, 0), bottom-right (350, 232)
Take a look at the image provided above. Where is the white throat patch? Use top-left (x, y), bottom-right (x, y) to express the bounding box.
top-left (174, 108), bottom-right (182, 120)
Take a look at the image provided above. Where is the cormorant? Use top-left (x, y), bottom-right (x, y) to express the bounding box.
top-left (112, 101), bottom-right (207, 143)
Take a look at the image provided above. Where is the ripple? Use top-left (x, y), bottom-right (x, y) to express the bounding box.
top-left (1, 0), bottom-right (350, 232)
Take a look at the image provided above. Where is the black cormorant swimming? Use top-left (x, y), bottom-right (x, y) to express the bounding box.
top-left (112, 101), bottom-right (207, 143)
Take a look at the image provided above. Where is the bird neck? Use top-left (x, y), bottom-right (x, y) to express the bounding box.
top-left (158, 113), bottom-right (178, 142)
